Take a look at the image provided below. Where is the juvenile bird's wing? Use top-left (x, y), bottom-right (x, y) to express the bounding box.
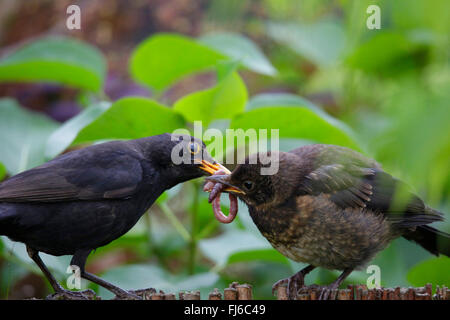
top-left (292, 145), bottom-right (443, 228)
top-left (0, 142), bottom-right (144, 203)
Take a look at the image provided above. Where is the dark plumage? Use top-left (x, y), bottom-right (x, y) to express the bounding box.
top-left (206, 144), bottom-right (450, 299)
top-left (0, 133), bottom-right (223, 299)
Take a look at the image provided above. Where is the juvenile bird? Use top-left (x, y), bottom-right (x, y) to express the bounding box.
top-left (0, 133), bottom-right (224, 299)
top-left (206, 144), bottom-right (450, 299)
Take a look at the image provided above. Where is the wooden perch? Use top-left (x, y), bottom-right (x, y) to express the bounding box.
top-left (275, 283), bottom-right (449, 300)
top-left (129, 282), bottom-right (448, 300)
top-left (41, 282), bottom-right (449, 300)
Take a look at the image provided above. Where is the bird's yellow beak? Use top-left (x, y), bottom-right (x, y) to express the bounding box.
top-left (198, 160), bottom-right (231, 175)
top-left (204, 174), bottom-right (246, 195)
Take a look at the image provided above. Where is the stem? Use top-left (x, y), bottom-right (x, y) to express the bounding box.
top-left (196, 219), bottom-right (218, 240)
top-left (188, 181), bottom-right (200, 275)
top-left (159, 202), bottom-right (191, 242)
top-left (144, 210), bottom-right (153, 255)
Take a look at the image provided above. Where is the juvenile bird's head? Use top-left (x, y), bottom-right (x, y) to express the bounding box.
top-left (206, 151), bottom-right (302, 208)
top-left (137, 133), bottom-right (228, 184)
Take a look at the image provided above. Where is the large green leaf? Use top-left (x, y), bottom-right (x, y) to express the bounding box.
top-left (73, 97), bottom-right (186, 144)
top-left (199, 230), bottom-right (288, 268)
top-left (346, 32), bottom-right (430, 76)
top-left (407, 256), bottom-right (450, 287)
top-left (231, 94), bottom-right (360, 150)
top-left (247, 93), bottom-right (355, 137)
top-left (45, 102), bottom-right (111, 159)
top-left (228, 249), bottom-right (289, 265)
top-left (247, 92), bottom-right (319, 110)
top-left (0, 37), bottom-right (106, 92)
top-left (130, 33), bottom-right (226, 90)
top-left (267, 20), bottom-right (346, 66)
top-left (173, 71), bottom-right (247, 126)
top-left (0, 98), bottom-right (59, 175)
top-left (199, 32), bottom-right (277, 76)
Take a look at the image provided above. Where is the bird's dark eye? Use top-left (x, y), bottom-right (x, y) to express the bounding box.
top-left (243, 180), bottom-right (254, 191)
top-left (189, 142), bottom-right (200, 155)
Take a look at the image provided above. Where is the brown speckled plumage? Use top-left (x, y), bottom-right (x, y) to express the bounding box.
top-left (253, 194), bottom-right (394, 271)
top-left (208, 144), bottom-right (449, 299)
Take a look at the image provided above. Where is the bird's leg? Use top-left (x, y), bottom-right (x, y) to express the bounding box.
top-left (26, 246), bottom-right (64, 293)
top-left (71, 249), bottom-right (142, 300)
top-left (26, 246), bottom-right (95, 300)
top-left (316, 268), bottom-right (353, 300)
top-left (80, 271), bottom-right (142, 300)
top-left (272, 264), bottom-right (316, 299)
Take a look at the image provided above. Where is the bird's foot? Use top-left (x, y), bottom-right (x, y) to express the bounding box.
top-left (272, 272), bottom-right (306, 300)
top-left (111, 289), bottom-right (143, 300)
top-left (46, 289), bottom-right (99, 300)
top-left (298, 284), bottom-right (338, 300)
top-left (127, 287), bottom-right (157, 300)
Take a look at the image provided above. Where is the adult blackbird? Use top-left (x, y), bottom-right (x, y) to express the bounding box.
top-left (206, 144), bottom-right (450, 299)
top-left (0, 133), bottom-right (225, 299)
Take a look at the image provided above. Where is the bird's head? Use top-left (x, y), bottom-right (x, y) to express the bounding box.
top-left (138, 133), bottom-right (228, 184)
top-left (205, 151), bottom-right (301, 208)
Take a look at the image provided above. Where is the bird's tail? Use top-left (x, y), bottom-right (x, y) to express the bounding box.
top-left (403, 225), bottom-right (450, 257)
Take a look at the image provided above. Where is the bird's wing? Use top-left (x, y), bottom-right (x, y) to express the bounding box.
top-left (294, 145), bottom-right (442, 228)
top-left (292, 144), bottom-right (381, 206)
top-left (300, 162), bottom-right (377, 208)
top-left (0, 148), bottom-right (144, 203)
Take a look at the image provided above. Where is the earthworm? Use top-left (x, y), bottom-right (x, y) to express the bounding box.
top-left (212, 191), bottom-right (238, 224)
top-left (203, 169), bottom-right (227, 202)
top-left (204, 169), bottom-right (238, 224)
top-left (208, 182), bottom-right (224, 203)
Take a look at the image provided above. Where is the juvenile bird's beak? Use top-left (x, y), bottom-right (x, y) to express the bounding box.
top-left (198, 160), bottom-right (231, 175)
top-left (205, 175), bottom-right (246, 195)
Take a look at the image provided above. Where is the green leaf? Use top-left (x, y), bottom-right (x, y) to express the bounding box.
top-left (246, 92), bottom-right (318, 111)
top-left (199, 32), bottom-right (277, 76)
top-left (173, 72), bottom-right (247, 126)
top-left (130, 33), bottom-right (226, 90)
top-left (407, 256), bottom-right (450, 287)
top-left (216, 59), bottom-right (241, 81)
top-left (0, 98), bottom-right (59, 175)
top-left (0, 36), bottom-right (106, 92)
top-left (228, 249), bottom-right (289, 265)
top-left (246, 93), bottom-right (355, 138)
top-left (45, 102), bottom-right (111, 159)
top-left (347, 32), bottom-right (430, 76)
top-left (266, 20), bottom-right (346, 66)
top-left (0, 162), bottom-right (5, 181)
top-left (231, 95), bottom-right (360, 150)
top-left (73, 97), bottom-right (186, 144)
top-left (199, 230), bottom-right (288, 268)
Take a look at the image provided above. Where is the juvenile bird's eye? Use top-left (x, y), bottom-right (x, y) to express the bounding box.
top-left (189, 142), bottom-right (200, 155)
top-left (243, 180), bottom-right (254, 191)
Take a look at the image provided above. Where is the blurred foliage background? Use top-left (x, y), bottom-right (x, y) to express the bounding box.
top-left (0, 0), bottom-right (449, 299)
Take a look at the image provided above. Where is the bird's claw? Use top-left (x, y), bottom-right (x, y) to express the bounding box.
top-left (127, 287), bottom-right (157, 300)
top-left (272, 272), bottom-right (305, 299)
top-left (319, 288), bottom-right (331, 300)
top-left (46, 289), bottom-right (98, 300)
top-left (298, 284), bottom-right (335, 300)
top-left (112, 290), bottom-right (143, 300)
top-left (272, 278), bottom-right (288, 296)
